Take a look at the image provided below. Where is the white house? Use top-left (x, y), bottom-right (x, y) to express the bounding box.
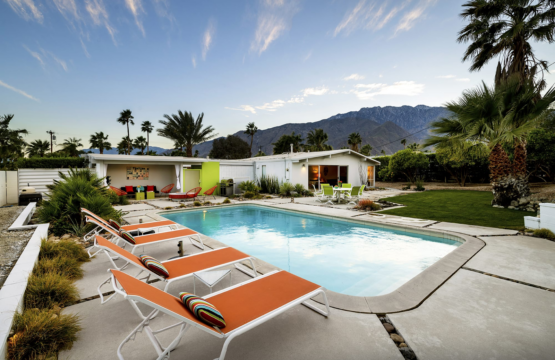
top-left (228, 150), bottom-right (379, 190)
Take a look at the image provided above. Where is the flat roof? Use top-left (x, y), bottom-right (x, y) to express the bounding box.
top-left (85, 154), bottom-right (212, 163)
top-left (227, 149), bottom-right (380, 165)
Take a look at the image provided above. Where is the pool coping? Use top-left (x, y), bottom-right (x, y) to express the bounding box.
top-left (139, 201), bottom-right (485, 314)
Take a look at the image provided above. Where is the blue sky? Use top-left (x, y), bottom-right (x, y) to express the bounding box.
top-left (1, 0), bottom-right (553, 150)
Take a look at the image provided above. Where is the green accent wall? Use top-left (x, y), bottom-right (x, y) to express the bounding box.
top-left (182, 162), bottom-right (220, 195)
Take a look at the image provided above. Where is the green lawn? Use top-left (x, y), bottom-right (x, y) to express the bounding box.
top-left (379, 190), bottom-right (533, 230)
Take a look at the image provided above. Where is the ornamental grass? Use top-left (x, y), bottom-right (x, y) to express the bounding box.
top-left (39, 239), bottom-right (90, 263)
top-left (24, 272), bottom-right (79, 310)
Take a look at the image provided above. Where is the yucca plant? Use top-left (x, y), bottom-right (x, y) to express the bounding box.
top-left (294, 183), bottom-right (305, 195)
top-left (280, 182), bottom-right (295, 196)
top-left (24, 272), bottom-right (79, 309)
top-left (239, 180), bottom-right (259, 194)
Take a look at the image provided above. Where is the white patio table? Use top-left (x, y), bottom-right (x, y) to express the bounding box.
top-left (332, 187), bottom-right (351, 203)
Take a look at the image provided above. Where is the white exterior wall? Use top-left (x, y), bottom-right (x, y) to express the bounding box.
top-left (18, 168), bottom-right (73, 197)
top-left (220, 164), bottom-right (255, 182)
top-left (106, 164), bottom-right (177, 192)
top-left (253, 161), bottom-right (287, 182)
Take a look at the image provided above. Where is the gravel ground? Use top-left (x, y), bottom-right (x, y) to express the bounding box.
top-left (0, 206), bottom-right (35, 288)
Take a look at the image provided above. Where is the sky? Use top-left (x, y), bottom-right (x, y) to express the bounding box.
top-left (1, 0), bottom-right (554, 150)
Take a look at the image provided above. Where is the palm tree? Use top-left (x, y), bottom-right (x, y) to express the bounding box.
top-left (26, 140), bottom-right (50, 157)
top-left (381, 149), bottom-right (386, 155)
top-left (306, 129), bottom-right (332, 151)
top-left (401, 139), bottom-right (407, 149)
top-left (89, 132), bottom-right (112, 154)
top-left (157, 111), bottom-right (217, 157)
top-left (360, 144), bottom-right (373, 156)
top-left (141, 121), bottom-right (154, 154)
top-left (244, 122), bottom-right (258, 157)
top-left (425, 78), bottom-right (555, 206)
top-left (133, 136), bottom-right (147, 155)
top-left (347, 132), bottom-right (362, 152)
top-left (0, 114), bottom-right (28, 168)
top-left (408, 143), bottom-right (420, 151)
top-left (117, 137), bottom-right (132, 155)
top-left (117, 109), bottom-right (134, 155)
top-left (60, 137), bottom-right (84, 157)
top-left (458, 0), bottom-right (555, 85)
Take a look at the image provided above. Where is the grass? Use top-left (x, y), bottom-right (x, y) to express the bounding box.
top-left (24, 272), bottom-right (79, 309)
top-left (39, 240), bottom-right (90, 263)
top-left (380, 190), bottom-right (533, 230)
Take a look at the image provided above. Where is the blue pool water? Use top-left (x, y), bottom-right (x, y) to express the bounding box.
top-left (162, 205), bottom-right (460, 296)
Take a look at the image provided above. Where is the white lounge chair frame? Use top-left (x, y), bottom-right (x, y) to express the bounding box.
top-left (110, 270), bottom-right (330, 360)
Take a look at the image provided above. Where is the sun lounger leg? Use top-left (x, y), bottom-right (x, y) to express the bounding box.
top-left (189, 234), bottom-right (205, 250)
top-left (98, 276), bottom-right (118, 304)
top-left (302, 289), bottom-right (330, 317)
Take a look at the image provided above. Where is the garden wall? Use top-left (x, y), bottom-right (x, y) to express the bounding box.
top-left (18, 168), bottom-right (73, 198)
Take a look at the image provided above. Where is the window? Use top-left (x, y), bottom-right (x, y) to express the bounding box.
top-left (308, 165), bottom-right (319, 189)
top-left (261, 165), bottom-right (266, 177)
top-left (367, 166), bottom-right (374, 187)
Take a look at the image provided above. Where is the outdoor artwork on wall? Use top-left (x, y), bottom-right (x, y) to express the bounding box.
top-left (126, 166), bottom-right (149, 180)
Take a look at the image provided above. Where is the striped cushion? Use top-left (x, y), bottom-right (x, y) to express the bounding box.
top-left (179, 292), bottom-right (226, 328)
top-left (139, 255), bottom-right (170, 278)
top-left (109, 219), bottom-right (121, 231)
top-left (120, 230), bottom-right (136, 245)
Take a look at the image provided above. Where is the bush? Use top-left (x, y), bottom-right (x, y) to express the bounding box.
top-left (243, 191), bottom-right (255, 199)
top-left (239, 180), bottom-right (259, 194)
top-left (355, 199), bottom-right (382, 211)
top-left (39, 240), bottom-right (89, 263)
top-left (533, 228), bottom-right (555, 241)
top-left (16, 157), bottom-right (88, 169)
top-left (193, 201), bottom-right (202, 206)
top-left (24, 272), bottom-right (79, 309)
top-left (8, 309), bottom-right (81, 360)
top-left (37, 168), bottom-right (120, 236)
top-left (402, 185), bottom-right (411, 190)
top-left (203, 201), bottom-right (212, 205)
top-left (389, 149), bottom-right (429, 184)
top-left (223, 198), bottom-right (231, 204)
top-left (33, 256), bottom-right (84, 280)
top-left (415, 178), bottom-right (425, 191)
top-left (257, 175), bottom-right (280, 194)
top-left (280, 182), bottom-right (295, 196)
top-left (294, 183), bottom-right (305, 195)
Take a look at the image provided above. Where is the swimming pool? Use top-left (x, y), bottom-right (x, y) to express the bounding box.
top-left (162, 205), bottom-right (460, 296)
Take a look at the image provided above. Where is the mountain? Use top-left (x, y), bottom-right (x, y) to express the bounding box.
top-left (83, 146), bottom-right (169, 155)
top-left (193, 105), bottom-right (449, 157)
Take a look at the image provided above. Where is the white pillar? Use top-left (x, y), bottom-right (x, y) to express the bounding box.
top-left (175, 164), bottom-right (182, 191)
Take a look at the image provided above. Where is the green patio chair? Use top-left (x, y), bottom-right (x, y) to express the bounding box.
top-left (346, 186), bottom-right (361, 205)
top-left (341, 183), bottom-right (351, 188)
top-left (322, 185), bottom-right (335, 205)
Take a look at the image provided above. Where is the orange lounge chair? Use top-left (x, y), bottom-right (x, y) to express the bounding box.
top-left (95, 236), bottom-right (256, 308)
top-left (85, 216), bottom-right (205, 255)
top-left (203, 185), bottom-right (218, 199)
top-left (109, 269), bottom-right (330, 360)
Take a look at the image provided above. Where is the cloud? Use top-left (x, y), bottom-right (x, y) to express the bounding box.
top-left (251, 0), bottom-right (299, 55)
top-left (52, 0), bottom-right (80, 22)
top-left (334, 0), bottom-right (409, 36)
top-left (191, 55), bottom-right (197, 68)
top-left (124, 0), bottom-right (146, 36)
top-left (202, 19), bottom-right (216, 60)
top-left (5, 0), bottom-right (43, 23)
top-left (395, 0), bottom-right (437, 34)
top-left (225, 105), bottom-right (257, 114)
top-left (455, 78), bottom-right (470, 82)
top-left (302, 86), bottom-right (329, 96)
top-left (436, 75), bottom-right (456, 79)
top-left (49, 52), bottom-right (68, 72)
top-left (351, 81), bottom-right (424, 99)
top-left (151, 0), bottom-right (176, 27)
top-left (0, 79), bottom-right (39, 102)
top-left (23, 45), bottom-right (45, 67)
top-left (256, 100), bottom-right (286, 111)
top-left (85, 0), bottom-right (117, 45)
top-left (344, 73), bottom-right (365, 81)
top-left (303, 50), bottom-right (312, 62)
top-left (287, 97), bottom-right (304, 103)
top-left (80, 38), bottom-right (91, 58)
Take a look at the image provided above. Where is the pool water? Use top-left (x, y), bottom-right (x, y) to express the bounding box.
top-left (162, 205), bottom-right (460, 296)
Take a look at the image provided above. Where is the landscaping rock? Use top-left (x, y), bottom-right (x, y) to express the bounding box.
top-left (399, 343), bottom-right (408, 348)
top-left (508, 206), bottom-right (515, 209)
top-left (390, 334), bottom-right (404, 343)
top-left (61, 234), bottom-right (71, 240)
top-left (383, 323), bottom-right (395, 333)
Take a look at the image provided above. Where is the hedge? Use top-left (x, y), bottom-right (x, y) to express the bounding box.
top-left (16, 157), bottom-right (88, 169)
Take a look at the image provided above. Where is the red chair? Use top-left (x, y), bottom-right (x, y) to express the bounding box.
top-left (160, 184), bottom-right (174, 194)
top-left (109, 186), bottom-right (127, 197)
top-left (168, 187), bottom-right (202, 201)
top-left (203, 185), bottom-right (217, 199)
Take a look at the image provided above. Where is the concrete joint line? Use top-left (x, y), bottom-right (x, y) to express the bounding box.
top-left (462, 267), bottom-right (555, 292)
top-left (378, 314), bottom-right (418, 360)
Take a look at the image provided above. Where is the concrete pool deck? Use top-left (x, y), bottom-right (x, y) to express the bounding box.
top-left (61, 201), bottom-right (555, 359)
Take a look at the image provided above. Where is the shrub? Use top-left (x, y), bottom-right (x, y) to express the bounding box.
top-left (402, 185), bottom-right (411, 190)
top-left (533, 228), bottom-right (555, 241)
top-left (8, 309), bottom-right (81, 360)
top-left (223, 198), bottom-right (231, 204)
top-left (24, 272), bottom-right (79, 309)
top-left (39, 240), bottom-right (89, 263)
top-left (243, 191), bottom-right (255, 199)
top-left (203, 201), bottom-right (212, 205)
top-left (239, 180), bottom-right (259, 194)
top-left (415, 178), bottom-right (425, 191)
top-left (33, 256), bottom-right (83, 280)
top-left (294, 183), bottom-right (305, 195)
top-left (388, 149), bottom-right (429, 184)
top-left (257, 175), bottom-right (280, 194)
top-left (179, 203), bottom-right (186, 208)
top-left (193, 201), bottom-right (202, 206)
top-left (16, 157), bottom-right (88, 169)
top-left (355, 199), bottom-right (382, 211)
top-left (280, 182), bottom-right (295, 196)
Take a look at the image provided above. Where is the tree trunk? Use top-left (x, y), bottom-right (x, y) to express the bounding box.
top-left (249, 136), bottom-right (253, 158)
top-left (489, 143), bottom-right (530, 206)
top-left (147, 133), bottom-right (149, 154)
top-left (100, 148), bottom-right (104, 154)
top-left (127, 122), bottom-right (130, 155)
top-left (186, 144), bottom-right (192, 157)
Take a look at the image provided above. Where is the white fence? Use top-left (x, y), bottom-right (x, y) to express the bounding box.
top-left (0, 171), bottom-right (18, 206)
top-left (18, 168), bottom-right (73, 198)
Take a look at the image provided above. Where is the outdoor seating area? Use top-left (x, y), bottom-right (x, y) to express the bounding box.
top-left (316, 183), bottom-right (365, 205)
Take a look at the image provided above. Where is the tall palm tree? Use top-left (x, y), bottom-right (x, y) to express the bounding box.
top-left (380, 149), bottom-right (386, 156)
top-left (244, 122), bottom-right (258, 157)
top-left (117, 109), bottom-right (134, 155)
top-left (306, 128), bottom-right (332, 151)
top-left (157, 111), bottom-right (217, 157)
top-left (347, 132), bottom-right (362, 152)
top-left (133, 136), bottom-right (147, 155)
top-left (117, 137), bottom-right (132, 155)
top-left (141, 121), bottom-right (154, 154)
top-left (458, 0), bottom-right (555, 85)
top-left (60, 137), bottom-right (84, 157)
top-left (26, 140), bottom-right (50, 157)
top-left (360, 144), bottom-right (372, 156)
top-left (425, 78), bottom-right (555, 206)
top-left (89, 132), bottom-right (112, 154)
top-left (0, 114), bottom-right (28, 169)
top-left (408, 143), bottom-right (420, 151)
top-left (401, 139), bottom-right (407, 149)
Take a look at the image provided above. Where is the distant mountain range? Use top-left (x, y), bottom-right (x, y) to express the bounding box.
top-left (82, 146), bottom-right (169, 155)
top-left (84, 105), bottom-right (450, 157)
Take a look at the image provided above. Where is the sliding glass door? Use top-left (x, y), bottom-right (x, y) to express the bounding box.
top-left (308, 165), bottom-right (348, 189)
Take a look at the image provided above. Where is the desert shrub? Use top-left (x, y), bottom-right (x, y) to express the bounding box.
top-left (179, 203), bottom-right (186, 208)
top-left (415, 178), bottom-right (425, 191)
top-left (533, 228), bottom-right (555, 241)
top-left (265, 195), bottom-right (273, 199)
top-left (243, 191), bottom-right (255, 199)
top-left (239, 180), bottom-right (259, 194)
top-left (193, 201), bottom-right (202, 206)
top-left (33, 256), bottom-right (83, 280)
top-left (37, 168), bottom-right (120, 236)
top-left (223, 198), bottom-right (231, 204)
top-left (304, 191), bottom-right (314, 197)
top-left (355, 199), bottom-right (382, 211)
top-left (164, 206), bottom-right (173, 210)
top-left (24, 272), bottom-right (79, 309)
top-left (228, 194), bottom-right (236, 199)
top-left (280, 182), bottom-right (295, 196)
top-left (402, 185), bottom-right (411, 190)
top-left (8, 309), bottom-right (81, 360)
top-left (203, 201), bottom-right (212, 205)
top-left (294, 183), bottom-right (305, 195)
top-left (67, 219), bottom-right (90, 237)
top-left (39, 240), bottom-right (89, 263)
top-left (257, 175), bottom-right (280, 194)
